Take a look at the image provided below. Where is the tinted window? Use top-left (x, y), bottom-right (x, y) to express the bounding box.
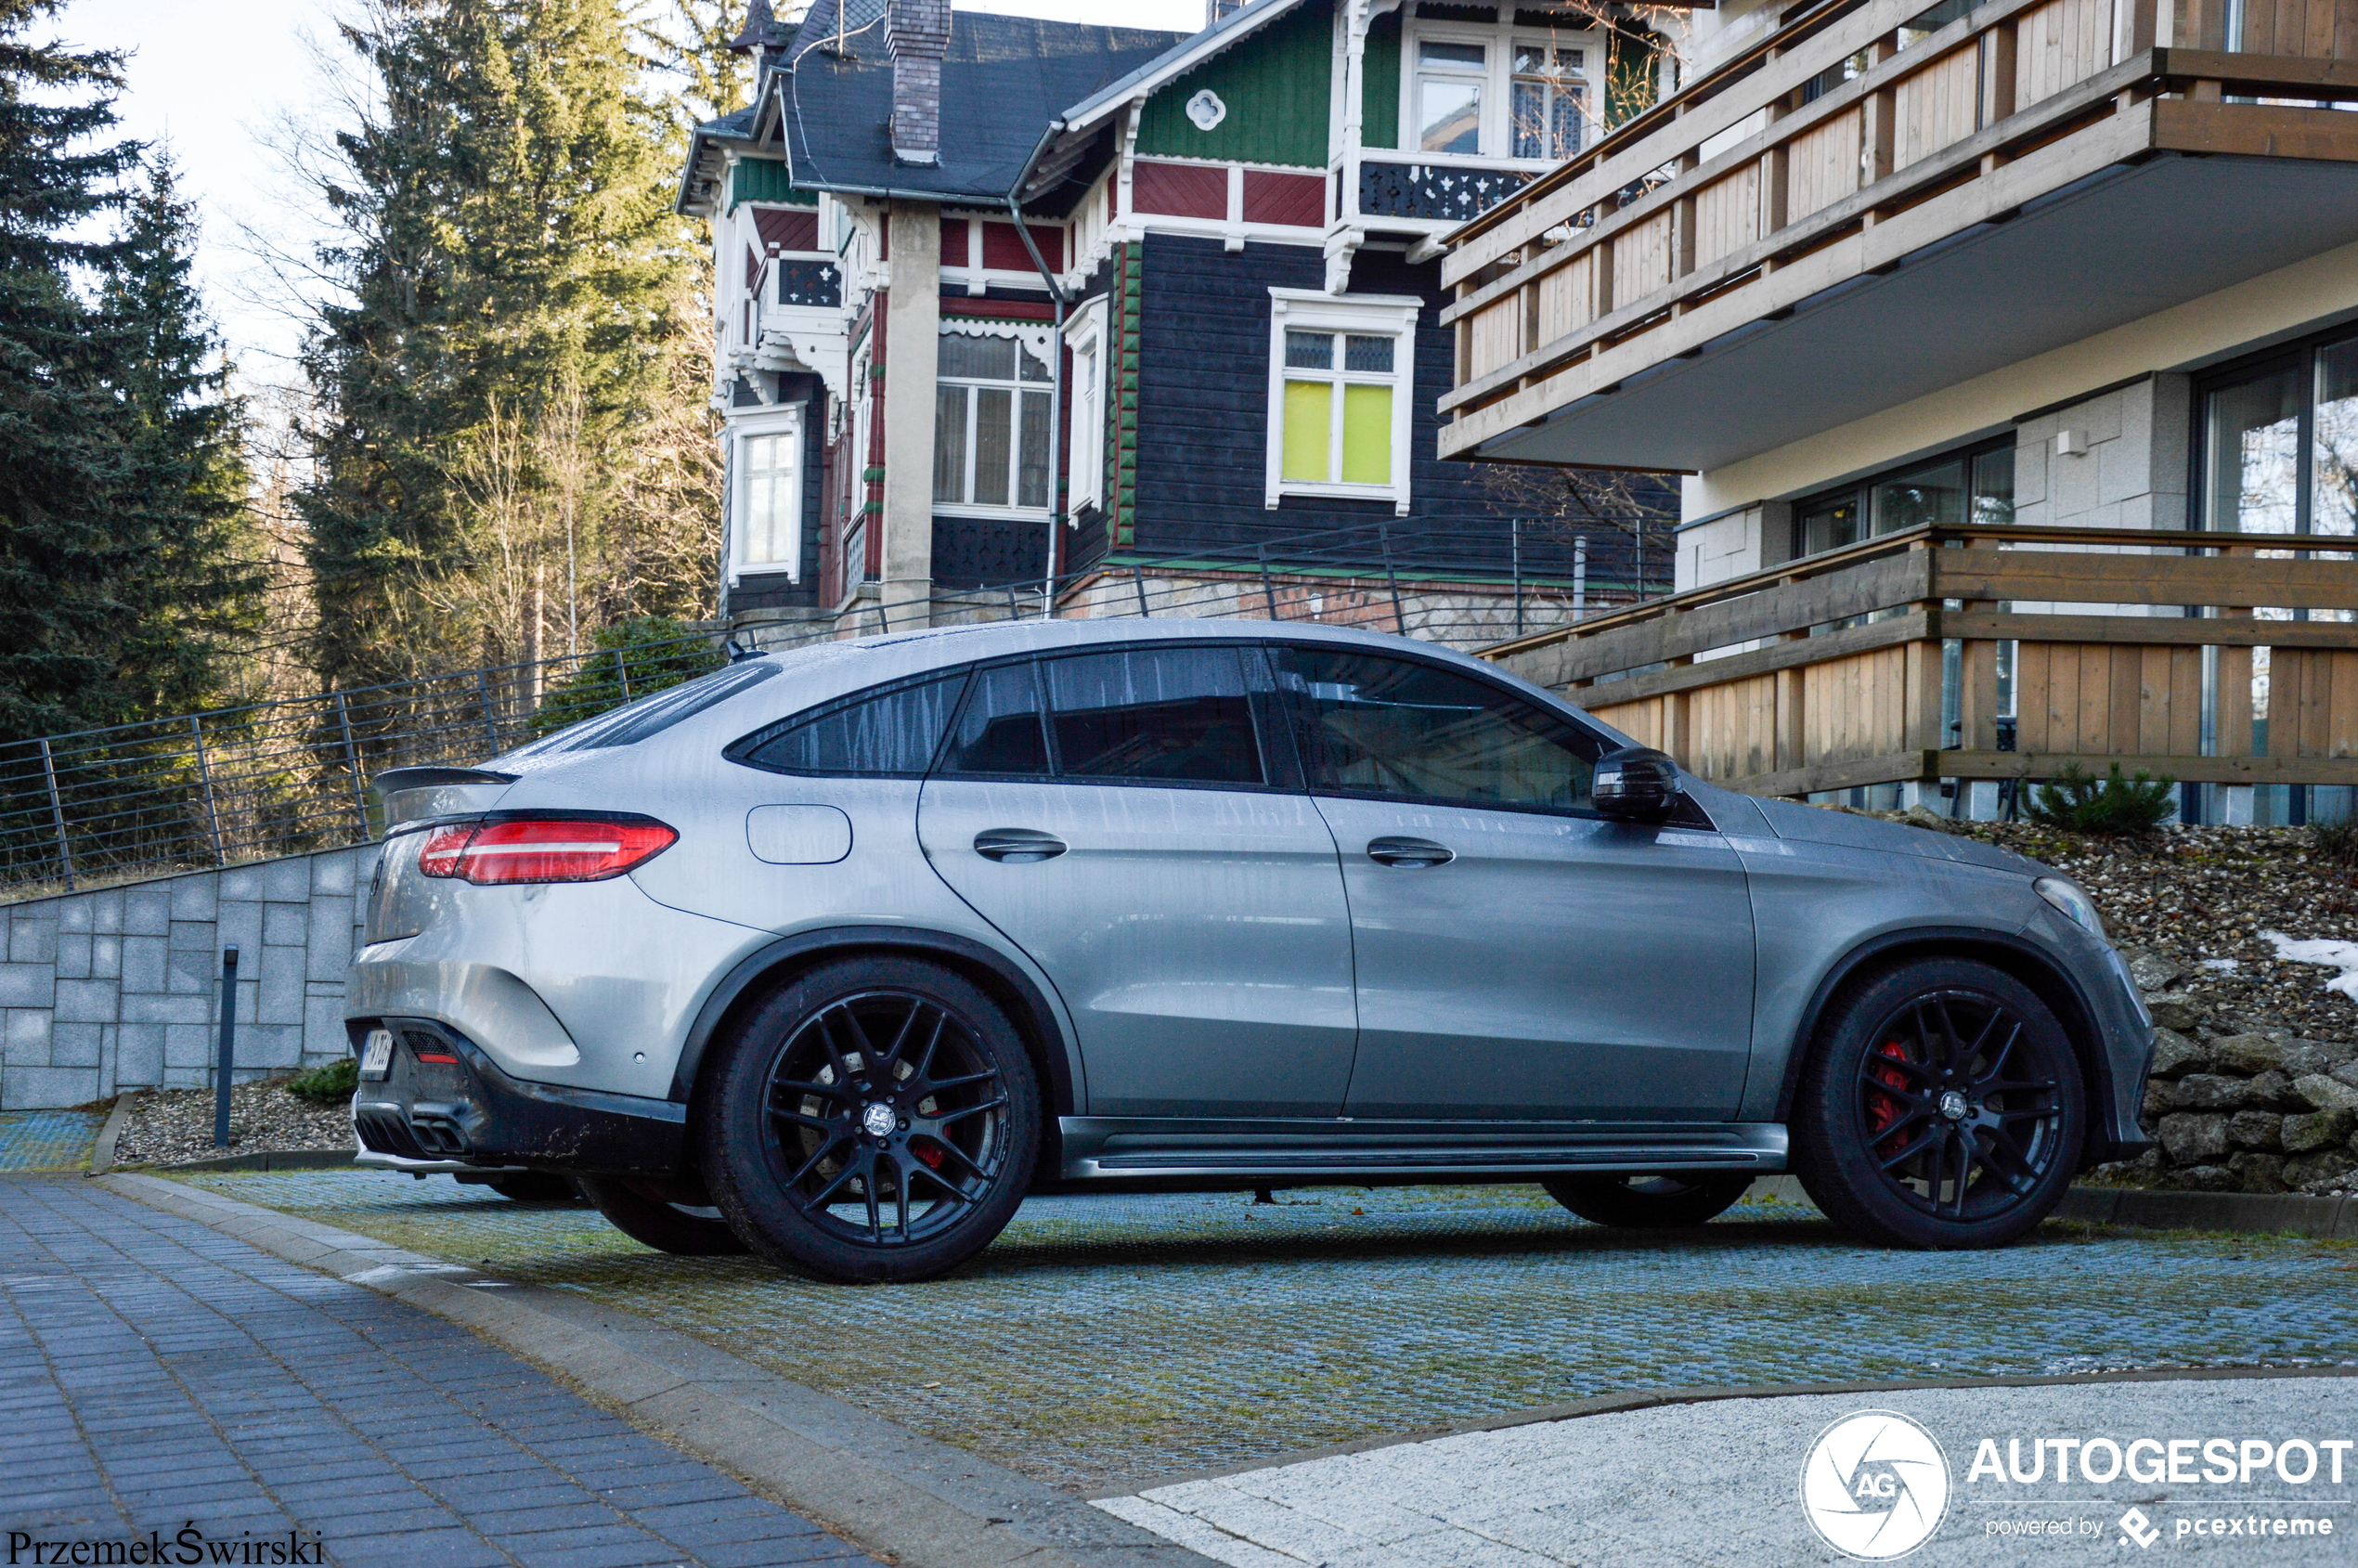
top-left (1043, 646), bottom-right (1264, 785)
top-left (736, 670), bottom-right (969, 777)
top-left (1273, 647), bottom-right (1597, 810)
top-left (938, 662), bottom-right (1051, 776)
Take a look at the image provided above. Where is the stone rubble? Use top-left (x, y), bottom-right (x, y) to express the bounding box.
top-left (110, 1075), bottom-right (357, 1168)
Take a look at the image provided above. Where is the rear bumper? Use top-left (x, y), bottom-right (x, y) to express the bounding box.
top-left (349, 1017), bottom-right (688, 1177)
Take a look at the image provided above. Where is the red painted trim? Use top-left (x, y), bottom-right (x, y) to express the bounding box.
top-left (1133, 159), bottom-right (1227, 220)
top-left (940, 297), bottom-right (1056, 322)
top-left (1242, 170), bottom-right (1327, 229)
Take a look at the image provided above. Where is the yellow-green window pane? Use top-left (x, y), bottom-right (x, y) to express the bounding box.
top-left (1341, 383), bottom-right (1392, 485)
top-left (1282, 380), bottom-right (1332, 482)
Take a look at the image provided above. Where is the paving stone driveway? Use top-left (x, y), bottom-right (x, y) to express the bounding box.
top-left (181, 1172), bottom-right (2358, 1497)
top-left (0, 1175), bottom-right (875, 1568)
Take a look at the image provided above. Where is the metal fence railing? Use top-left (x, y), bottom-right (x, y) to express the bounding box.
top-left (0, 517), bottom-right (1666, 900)
top-left (0, 635), bottom-right (727, 899)
top-left (818, 515), bottom-right (1664, 647)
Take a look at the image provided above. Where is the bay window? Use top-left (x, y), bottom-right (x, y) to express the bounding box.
top-left (1402, 18), bottom-right (1599, 162)
top-left (732, 410), bottom-right (801, 580)
top-left (934, 330), bottom-right (1054, 512)
top-left (1265, 290), bottom-right (1419, 513)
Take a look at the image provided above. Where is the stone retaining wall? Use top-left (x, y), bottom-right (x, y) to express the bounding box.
top-left (0, 843), bottom-right (380, 1108)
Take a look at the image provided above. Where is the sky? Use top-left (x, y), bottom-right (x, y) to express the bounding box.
top-left (58, 0), bottom-right (1211, 376)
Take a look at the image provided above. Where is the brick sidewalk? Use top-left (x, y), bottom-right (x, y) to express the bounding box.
top-left (0, 1175), bottom-right (875, 1568)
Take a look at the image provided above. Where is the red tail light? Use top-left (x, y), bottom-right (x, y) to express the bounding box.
top-left (415, 818), bottom-right (676, 885)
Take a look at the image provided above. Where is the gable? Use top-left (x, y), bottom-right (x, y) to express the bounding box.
top-left (1134, 0), bottom-right (1333, 170)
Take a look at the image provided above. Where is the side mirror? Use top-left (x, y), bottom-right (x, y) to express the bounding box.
top-left (1592, 745), bottom-right (1681, 823)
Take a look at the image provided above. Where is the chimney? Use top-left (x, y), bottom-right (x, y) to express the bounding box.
top-left (1206, 0), bottom-right (1249, 26)
top-left (887, 0), bottom-right (950, 165)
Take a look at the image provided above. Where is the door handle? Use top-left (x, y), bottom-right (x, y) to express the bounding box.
top-left (1366, 836), bottom-right (1453, 868)
top-left (974, 828), bottom-right (1067, 863)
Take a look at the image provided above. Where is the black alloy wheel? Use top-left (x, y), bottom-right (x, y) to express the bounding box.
top-left (1541, 1173), bottom-right (1753, 1228)
top-left (701, 957), bottom-right (1040, 1283)
top-left (1794, 957), bottom-right (2084, 1250)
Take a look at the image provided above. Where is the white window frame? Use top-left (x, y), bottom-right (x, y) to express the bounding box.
top-left (933, 323), bottom-right (1058, 520)
top-left (1400, 16), bottom-right (1600, 164)
top-left (1064, 299), bottom-right (1109, 515)
top-left (1264, 289), bottom-right (1419, 515)
top-left (730, 407), bottom-right (802, 582)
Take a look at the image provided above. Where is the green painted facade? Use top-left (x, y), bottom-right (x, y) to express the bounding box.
top-left (1134, 1), bottom-right (1334, 170)
top-left (1361, 11), bottom-right (1401, 151)
top-left (728, 158), bottom-right (819, 212)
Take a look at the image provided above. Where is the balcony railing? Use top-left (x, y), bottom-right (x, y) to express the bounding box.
top-left (1482, 525), bottom-right (2358, 798)
top-left (1437, 0), bottom-right (2358, 460)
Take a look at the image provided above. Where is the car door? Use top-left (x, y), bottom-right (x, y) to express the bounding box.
top-left (1269, 644), bottom-right (1756, 1121)
top-left (916, 643), bottom-right (1358, 1118)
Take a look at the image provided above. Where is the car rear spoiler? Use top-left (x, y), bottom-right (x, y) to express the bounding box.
top-left (371, 766), bottom-right (520, 828)
top-left (372, 766), bottom-right (519, 794)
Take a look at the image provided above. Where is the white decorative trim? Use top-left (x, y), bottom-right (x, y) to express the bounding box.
top-left (1263, 288), bottom-right (1420, 517)
top-left (1063, 300), bottom-right (1110, 516)
top-left (1186, 89), bottom-right (1227, 131)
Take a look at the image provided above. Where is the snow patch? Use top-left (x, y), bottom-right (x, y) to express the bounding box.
top-left (2261, 931), bottom-right (2358, 1002)
top-left (2198, 958), bottom-right (2241, 973)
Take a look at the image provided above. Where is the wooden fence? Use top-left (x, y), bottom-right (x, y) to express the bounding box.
top-left (1483, 525), bottom-right (2358, 797)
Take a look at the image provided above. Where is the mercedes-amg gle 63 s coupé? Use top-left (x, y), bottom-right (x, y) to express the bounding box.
top-left (350, 619), bottom-right (2152, 1282)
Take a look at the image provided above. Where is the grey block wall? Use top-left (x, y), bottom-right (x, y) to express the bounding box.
top-left (0, 843), bottom-right (380, 1108)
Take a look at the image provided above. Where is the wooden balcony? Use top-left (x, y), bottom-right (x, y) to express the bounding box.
top-left (1437, 0), bottom-right (2358, 471)
top-left (1482, 525), bottom-right (2358, 797)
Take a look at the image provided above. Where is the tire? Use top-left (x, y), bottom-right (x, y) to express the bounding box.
top-left (698, 956), bottom-right (1042, 1284)
top-left (1791, 957), bottom-right (2085, 1250)
top-left (484, 1172), bottom-right (580, 1203)
top-left (576, 1175), bottom-right (750, 1255)
top-left (1542, 1173), bottom-right (1753, 1228)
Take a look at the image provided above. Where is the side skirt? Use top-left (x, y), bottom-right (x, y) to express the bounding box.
top-left (1052, 1116), bottom-right (1788, 1185)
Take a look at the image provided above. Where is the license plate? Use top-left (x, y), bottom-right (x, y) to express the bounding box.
top-left (359, 1029), bottom-right (395, 1080)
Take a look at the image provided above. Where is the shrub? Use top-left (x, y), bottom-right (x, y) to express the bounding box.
top-left (2024, 763), bottom-right (2177, 835)
top-left (2311, 813), bottom-right (2358, 867)
top-left (285, 1056), bottom-right (358, 1105)
top-left (530, 616), bottom-right (725, 738)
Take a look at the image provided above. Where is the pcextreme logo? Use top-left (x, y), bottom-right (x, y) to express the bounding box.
top-left (1800, 1410), bottom-right (1953, 1560)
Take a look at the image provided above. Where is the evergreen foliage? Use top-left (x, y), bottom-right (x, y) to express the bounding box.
top-left (529, 615), bottom-right (722, 737)
top-left (298, 0), bottom-right (712, 689)
top-left (2025, 763), bottom-right (2178, 836)
top-left (0, 1), bottom-right (257, 741)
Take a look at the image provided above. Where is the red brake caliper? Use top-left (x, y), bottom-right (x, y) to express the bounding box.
top-left (1867, 1041), bottom-right (1912, 1158)
top-left (913, 1144), bottom-right (945, 1171)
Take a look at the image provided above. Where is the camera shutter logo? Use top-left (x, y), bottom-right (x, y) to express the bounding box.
top-left (1798, 1410), bottom-right (1951, 1560)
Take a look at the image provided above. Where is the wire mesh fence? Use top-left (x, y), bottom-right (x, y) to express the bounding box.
top-left (0, 636), bottom-right (728, 899)
top-left (0, 516), bottom-right (1657, 900)
top-left (810, 515), bottom-right (1657, 649)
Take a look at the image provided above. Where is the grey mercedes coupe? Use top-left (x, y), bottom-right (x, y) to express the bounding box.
top-left (350, 619), bottom-right (2152, 1282)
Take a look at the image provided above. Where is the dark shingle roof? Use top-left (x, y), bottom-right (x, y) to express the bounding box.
top-left (775, 3), bottom-right (1183, 202)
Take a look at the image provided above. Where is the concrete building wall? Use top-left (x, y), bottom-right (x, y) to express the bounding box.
top-left (0, 842), bottom-right (378, 1109)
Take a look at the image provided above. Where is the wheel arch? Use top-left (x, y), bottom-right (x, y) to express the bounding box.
top-left (670, 926), bottom-right (1078, 1175)
top-left (1772, 927), bottom-right (2114, 1157)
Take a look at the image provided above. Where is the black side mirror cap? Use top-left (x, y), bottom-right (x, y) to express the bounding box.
top-left (1593, 745), bottom-right (1681, 823)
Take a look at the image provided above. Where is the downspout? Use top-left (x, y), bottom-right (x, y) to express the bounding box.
top-left (1006, 123), bottom-right (1073, 608)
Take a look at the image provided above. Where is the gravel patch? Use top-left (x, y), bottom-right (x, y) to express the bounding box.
top-left (111, 1076), bottom-right (358, 1167)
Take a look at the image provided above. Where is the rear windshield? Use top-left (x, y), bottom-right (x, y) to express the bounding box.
top-left (503, 660), bottom-right (781, 760)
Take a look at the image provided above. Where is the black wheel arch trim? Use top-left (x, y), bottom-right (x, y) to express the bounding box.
top-left (669, 925), bottom-right (1077, 1130)
top-left (1771, 926), bottom-right (2139, 1165)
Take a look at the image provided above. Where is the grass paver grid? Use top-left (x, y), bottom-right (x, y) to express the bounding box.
top-left (185, 1169), bottom-right (2358, 1495)
top-left (0, 1176), bottom-right (880, 1568)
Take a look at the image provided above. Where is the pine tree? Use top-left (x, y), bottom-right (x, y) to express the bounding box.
top-left (299, 0), bottom-right (704, 686)
top-left (99, 153), bottom-right (266, 717)
top-left (0, 0), bottom-right (142, 739)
